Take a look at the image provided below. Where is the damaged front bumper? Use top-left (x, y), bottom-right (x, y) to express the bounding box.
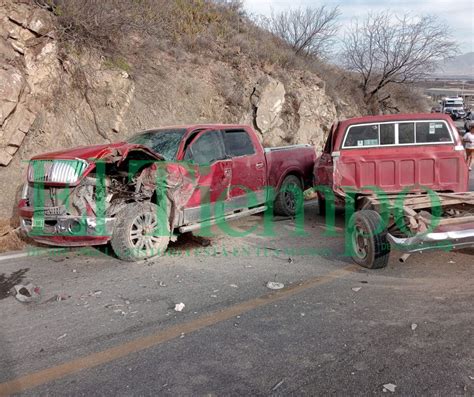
top-left (387, 228), bottom-right (474, 253)
top-left (20, 214), bottom-right (115, 247)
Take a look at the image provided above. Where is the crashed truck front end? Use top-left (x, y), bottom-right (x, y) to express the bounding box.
top-left (18, 144), bottom-right (175, 248)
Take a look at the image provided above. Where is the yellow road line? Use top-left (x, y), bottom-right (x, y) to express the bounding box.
top-left (0, 265), bottom-right (357, 395)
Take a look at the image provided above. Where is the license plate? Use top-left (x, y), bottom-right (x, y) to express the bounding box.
top-left (32, 217), bottom-right (45, 229)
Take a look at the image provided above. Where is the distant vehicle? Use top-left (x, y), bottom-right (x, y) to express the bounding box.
top-left (447, 108), bottom-right (466, 120)
top-left (441, 96), bottom-right (464, 114)
top-left (430, 105), bottom-right (442, 113)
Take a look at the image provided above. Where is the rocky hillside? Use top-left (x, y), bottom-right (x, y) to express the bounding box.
top-left (0, 0), bottom-right (362, 220)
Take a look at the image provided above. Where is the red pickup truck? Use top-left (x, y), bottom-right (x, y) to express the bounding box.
top-left (315, 113), bottom-right (474, 269)
top-left (19, 124), bottom-right (315, 260)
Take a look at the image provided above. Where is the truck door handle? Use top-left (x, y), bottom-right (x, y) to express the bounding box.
top-left (256, 162), bottom-right (264, 169)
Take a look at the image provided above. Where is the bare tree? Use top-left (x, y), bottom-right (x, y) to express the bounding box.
top-left (266, 6), bottom-right (340, 57)
top-left (342, 12), bottom-right (457, 113)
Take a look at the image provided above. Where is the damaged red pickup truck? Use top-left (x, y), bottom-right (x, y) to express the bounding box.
top-left (315, 113), bottom-right (474, 268)
top-left (19, 124), bottom-right (315, 260)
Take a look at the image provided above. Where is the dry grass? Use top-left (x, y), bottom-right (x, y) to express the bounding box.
top-left (0, 219), bottom-right (26, 253)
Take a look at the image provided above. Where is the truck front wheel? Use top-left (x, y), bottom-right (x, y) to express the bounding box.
top-left (111, 202), bottom-right (170, 261)
top-left (349, 210), bottom-right (390, 269)
top-left (274, 175), bottom-right (303, 217)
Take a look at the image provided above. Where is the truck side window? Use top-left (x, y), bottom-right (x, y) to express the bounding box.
top-left (416, 122), bottom-right (452, 143)
top-left (185, 131), bottom-right (225, 164)
top-left (223, 130), bottom-right (255, 157)
top-left (344, 125), bottom-right (379, 147)
top-left (399, 123), bottom-right (415, 144)
top-left (380, 123), bottom-right (395, 145)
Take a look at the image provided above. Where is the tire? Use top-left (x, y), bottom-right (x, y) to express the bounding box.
top-left (111, 201), bottom-right (170, 261)
top-left (273, 175), bottom-right (303, 217)
top-left (318, 195), bottom-right (326, 216)
top-left (349, 210), bottom-right (390, 269)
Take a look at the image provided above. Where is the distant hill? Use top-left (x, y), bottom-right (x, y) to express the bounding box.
top-left (435, 52), bottom-right (474, 78)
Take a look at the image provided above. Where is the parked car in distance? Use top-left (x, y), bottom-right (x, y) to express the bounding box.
top-left (19, 125), bottom-right (315, 261)
top-left (447, 108), bottom-right (466, 120)
top-left (314, 113), bottom-right (473, 269)
top-left (430, 105), bottom-right (442, 113)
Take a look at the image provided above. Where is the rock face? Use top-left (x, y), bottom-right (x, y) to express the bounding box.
top-left (0, 0), bottom-right (345, 219)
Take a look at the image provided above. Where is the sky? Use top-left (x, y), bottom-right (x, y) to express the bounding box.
top-left (244, 0), bottom-right (474, 54)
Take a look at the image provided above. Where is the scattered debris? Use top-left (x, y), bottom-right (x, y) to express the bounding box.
top-left (383, 383), bottom-right (396, 393)
top-left (411, 323), bottom-right (418, 331)
top-left (266, 281), bottom-right (284, 290)
top-left (351, 287), bottom-right (362, 292)
top-left (469, 375), bottom-right (474, 380)
top-left (272, 379), bottom-right (285, 391)
top-left (360, 281), bottom-right (368, 284)
top-left (229, 284), bottom-right (238, 288)
top-left (287, 257), bottom-right (293, 264)
top-left (158, 281), bottom-right (167, 287)
top-left (210, 294), bottom-right (217, 298)
top-left (174, 302), bottom-right (185, 312)
top-left (448, 260), bottom-right (455, 264)
top-left (57, 333), bottom-right (67, 340)
top-left (13, 283), bottom-right (40, 303)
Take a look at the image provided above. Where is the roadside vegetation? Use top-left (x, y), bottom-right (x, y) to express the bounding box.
top-left (34, 0), bottom-right (455, 114)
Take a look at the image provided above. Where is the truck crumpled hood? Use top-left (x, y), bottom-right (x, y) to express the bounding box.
top-left (31, 142), bottom-right (163, 162)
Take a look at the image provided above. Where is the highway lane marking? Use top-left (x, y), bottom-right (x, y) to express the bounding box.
top-left (0, 264), bottom-right (358, 395)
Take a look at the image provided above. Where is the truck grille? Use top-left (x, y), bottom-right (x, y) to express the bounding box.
top-left (28, 159), bottom-right (89, 184)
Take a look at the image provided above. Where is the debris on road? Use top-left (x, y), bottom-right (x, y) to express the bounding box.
top-left (266, 281), bottom-right (284, 290)
top-left (287, 257), bottom-right (293, 264)
top-left (158, 281), bottom-right (167, 287)
top-left (351, 287), bottom-right (362, 292)
top-left (174, 302), bottom-right (185, 312)
top-left (13, 283), bottom-right (40, 303)
top-left (272, 379), bottom-right (285, 391)
top-left (383, 383), bottom-right (397, 393)
top-left (411, 323), bottom-right (418, 331)
top-left (229, 284), bottom-right (238, 288)
top-left (57, 333), bottom-right (67, 340)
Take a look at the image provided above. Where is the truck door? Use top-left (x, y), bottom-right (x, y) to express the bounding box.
top-left (182, 129), bottom-right (232, 223)
top-left (222, 128), bottom-right (266, 209)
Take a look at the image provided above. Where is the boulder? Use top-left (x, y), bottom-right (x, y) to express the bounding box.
top-left (0, 67), bottom-right (24, 126)
top-left (251, 76), bottom-right (285, 134)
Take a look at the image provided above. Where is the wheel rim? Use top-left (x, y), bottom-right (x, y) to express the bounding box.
top-left (352, 223), bottom-right (369, 260)
top-left (284, 184), bottom-right (297, 212)
top-left (129, 212), bottom-right (162, 255)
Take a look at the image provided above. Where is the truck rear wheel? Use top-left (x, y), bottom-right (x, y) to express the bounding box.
top-left (349, 210), bottom-right (390, 269)
top-left (111, 202), bottom-right (170, 261)
top-left (274, 175), bottom-right (303, 217)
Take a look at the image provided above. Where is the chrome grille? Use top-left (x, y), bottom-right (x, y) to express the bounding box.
top-left (28, 159), bottom-right (88, 184)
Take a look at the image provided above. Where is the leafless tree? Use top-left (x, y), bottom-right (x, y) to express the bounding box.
top-left (342, 12), bottom-right (457, 113)
top-left (266, 6), bottom-right (341, 57)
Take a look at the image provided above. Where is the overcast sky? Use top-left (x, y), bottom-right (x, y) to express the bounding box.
top-left (244, 0), bottom-right (474, 54)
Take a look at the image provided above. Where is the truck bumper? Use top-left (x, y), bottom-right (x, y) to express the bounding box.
top-left (20, 215), bottom-right (115, 247)
top-left (387, 229), bottom-right (474, 253)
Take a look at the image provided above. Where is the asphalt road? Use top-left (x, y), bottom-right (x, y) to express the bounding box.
top-left (0, 181), bottom-right (473, 396)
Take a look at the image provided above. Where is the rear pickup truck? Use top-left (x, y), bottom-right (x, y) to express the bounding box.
top-left (314, 113), bottom-right (474, 268)
top-left (19, 124), bottom-right (315, 260)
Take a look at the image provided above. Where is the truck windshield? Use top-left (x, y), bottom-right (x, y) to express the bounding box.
top-left (127, 129), bottom-right (186, 160)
